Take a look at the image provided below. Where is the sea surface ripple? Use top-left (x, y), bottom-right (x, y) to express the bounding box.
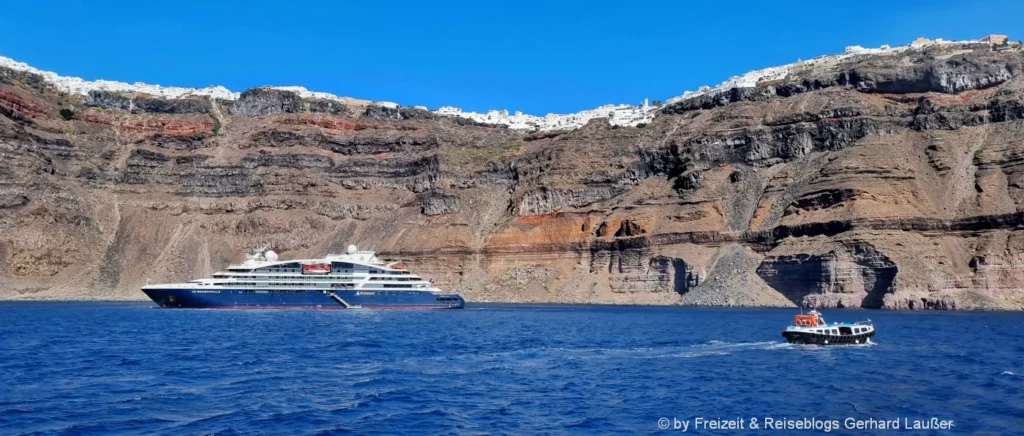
top-left (1, 303), bottom-right (1022, 434)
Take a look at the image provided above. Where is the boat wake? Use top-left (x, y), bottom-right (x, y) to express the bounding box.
top-left (502, 339), bottom-right (879, 361)
top-left (788, 340), bottom-right (879, 349)
top-left (407, 340), bottom-right (799, 366)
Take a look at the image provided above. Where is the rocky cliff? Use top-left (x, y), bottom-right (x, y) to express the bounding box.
top-left (3, 42), bottom-right (1024, 309)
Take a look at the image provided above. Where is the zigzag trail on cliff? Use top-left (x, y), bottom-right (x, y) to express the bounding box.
top-left (2, 38), bottom-right (1024, 309)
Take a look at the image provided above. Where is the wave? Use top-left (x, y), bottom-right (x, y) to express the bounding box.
top-left (414, 339), bottom-right (882, 364)
top-left (787, 341), bottom-right (879, 350)
top-left (6, 302), bottom-right (1018, 434)
top-left (397, 340), bottom-right (798, 366)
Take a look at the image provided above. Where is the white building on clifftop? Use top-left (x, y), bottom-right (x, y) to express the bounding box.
top-left (0, 34), bottom-right (1007, 134)
top-left (433, 99), bottom-right (657, 131)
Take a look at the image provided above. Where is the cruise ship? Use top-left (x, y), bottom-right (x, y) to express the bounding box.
top-left (141, 245), bottom-right (464, 309)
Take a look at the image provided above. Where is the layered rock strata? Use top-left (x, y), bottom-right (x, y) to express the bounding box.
top-left (3, 43), bottom-right (1024, 309)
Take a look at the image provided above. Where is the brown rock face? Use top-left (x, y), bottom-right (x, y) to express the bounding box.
top-left (0, 88), bottom-right (49, 121)
top-left (3, 43), bottom-right (1024, 309)
top-left (757, 242), bottom-right (897, 309)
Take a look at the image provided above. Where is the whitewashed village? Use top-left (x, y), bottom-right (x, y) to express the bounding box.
top-left (432, 34), bottom-right (1014, 131)
top-left (0, 35), bottom-right (1015, 132)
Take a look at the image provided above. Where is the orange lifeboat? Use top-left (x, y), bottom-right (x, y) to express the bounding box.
top-left (302, 263), bottom-right (331, 274)
top-left (793, 314), bottom-right (820, 327)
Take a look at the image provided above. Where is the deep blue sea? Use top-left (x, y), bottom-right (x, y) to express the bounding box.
top-left (1, 303), bottom-right (1022, 435)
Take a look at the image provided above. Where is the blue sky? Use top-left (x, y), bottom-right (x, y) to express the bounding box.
top-left (2, 0), bottom-right (1021, 114)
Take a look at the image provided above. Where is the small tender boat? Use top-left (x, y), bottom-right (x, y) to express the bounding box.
top-left (782, 310), bottom-right (874, 345)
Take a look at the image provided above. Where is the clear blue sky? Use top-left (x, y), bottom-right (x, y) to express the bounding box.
top-left (2, 0), bottom-right (1021, 114)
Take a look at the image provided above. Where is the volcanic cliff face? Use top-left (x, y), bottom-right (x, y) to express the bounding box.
top-left (3, 42), bottom-right (1024, 309)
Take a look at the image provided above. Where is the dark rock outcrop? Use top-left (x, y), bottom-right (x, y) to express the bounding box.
top-left (240, 153), bottom-right (334, 170)
top-left (305, 99), bottom-right (349, 116)
top-left (230, 88), bottom-right (304, 116)
top-left (421, 192), bottom-right (460, 215)
top-left (613, 219), bottom-right (646, 237)
top-left (0, 194), bottom-right (29, 209)
top-left (362, 105), bottom-right (437, 121)
top-left (989, 96), bottom-right (1024, 122)
top-left (229, 88), bottom-right (354, 117)
top-left (248, 129), bottom-right (438, 155)
top-left (84, 91), bottom-right (212, 114)
top-left (673, 171), bottom-right (701, 191)
top-left (662, 87), bottom-right (776, 114)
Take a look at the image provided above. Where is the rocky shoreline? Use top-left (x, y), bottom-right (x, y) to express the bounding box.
top-left (6, 296), bottom-right (1023, 311)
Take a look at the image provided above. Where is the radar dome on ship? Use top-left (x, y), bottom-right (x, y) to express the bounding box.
top-left (265, 250), bottom-right (279, 261)
top-left (347, 245), bottom-right (358, 254)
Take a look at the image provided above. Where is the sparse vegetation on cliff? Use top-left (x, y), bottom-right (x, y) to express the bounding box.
top-left (210, 114), bottom-right (221, 135)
